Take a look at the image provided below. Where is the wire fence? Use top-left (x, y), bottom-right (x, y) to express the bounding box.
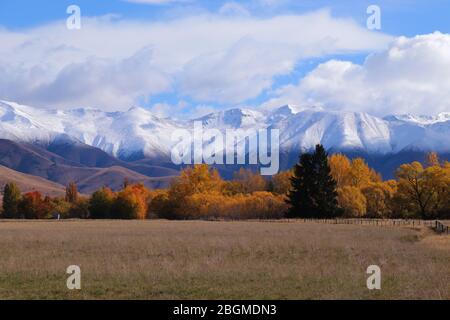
top-left (434, 220), bottom-right (450, 235)
top-left (283, 218), bottom-right (450, 234)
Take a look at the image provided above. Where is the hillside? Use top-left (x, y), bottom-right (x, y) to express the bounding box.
top-left (0, 139), bottom-right (175, 193)
top-left (0, 165), bottom-right (65, 197)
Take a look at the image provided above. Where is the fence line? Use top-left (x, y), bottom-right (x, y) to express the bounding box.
top-left (433, 220), bottom-right (450, 235)
top-left (288, 218), bottom-right (449, 234)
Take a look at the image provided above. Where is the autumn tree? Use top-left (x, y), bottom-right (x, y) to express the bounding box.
top-left (148, 190), bottom-right (171, 219)
top-left (223, 181), bottom-right (244, 196)
top-left (123, 178), bottom-right (130, 189)
top-left (89, 187), bottom-right (115, 219)
top-left (361, 181), bottom-right (396, 218)
top-left (18, 191), bottom-right (52, 219)
top-left (112, 184), bottom-right (150, 220)
top-left (337, 186), bottom-right (367, 217)
top-left (270, 170), bottom-right (292, 195)
top-left (232, 168), bottom-right (267, 194)
top-left (287, 145), bottom-right (340, 218)
top-left (168, 165), bottom-right (223, 218)
top-left (51, 198), bottom-right (72, 219)
top-left (439, 162), bottom-right (450, 218)
top-left (425, 152), bottom-right (440, 167)
top-left (349, 158), bottom-right (380, 188)
top-left (329, 154), bottom-right (352, 188)
top-left (396, 162), bottom-right (448, 219)
top-left (2, 182), bottom-right (21, 219)
top-left (65, 182), bottom-right (78, 203)
top-left (68, 197), bottom-right (90, 219)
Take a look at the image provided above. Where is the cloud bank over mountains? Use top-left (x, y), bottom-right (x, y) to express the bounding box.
top-left (0, 10), bottom-right (390, 111)
top-left (0, 6), bottom-right (449, 117)
top-left (266, 32), bottom-right (450, 116)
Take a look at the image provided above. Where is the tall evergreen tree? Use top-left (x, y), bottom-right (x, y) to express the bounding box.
top-left (65, 182), bottom-right (78, 203)
top-left (123, 178), bottom-right (130, 190)
top-left (2, 182), bottom-right (22, 219)
top-left (287, 145), bottom-right (340, 218)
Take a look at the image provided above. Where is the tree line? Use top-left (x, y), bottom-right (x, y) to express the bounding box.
top-left (287, 145), bottom-right (449, 219)
top-left (1, 145), bottom-right (449, 220)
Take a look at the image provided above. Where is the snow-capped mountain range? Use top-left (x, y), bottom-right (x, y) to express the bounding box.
top-left (1, 100), bottom-right (449, 161)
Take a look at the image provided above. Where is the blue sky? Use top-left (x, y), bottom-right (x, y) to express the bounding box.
top-left (2, 0), bottom-right (449, 35)
top-left (1, 0), bottom-right (450, 117)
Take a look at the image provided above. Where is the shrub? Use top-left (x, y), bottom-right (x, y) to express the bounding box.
top-left (175, 192), bottom-right (288, 220)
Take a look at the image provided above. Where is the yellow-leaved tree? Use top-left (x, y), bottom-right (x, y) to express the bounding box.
top-left (337, 186), bottom-right (367, 217)
top-left (349, 158), bottom-right (381, 188)
top-left (329, 154), bottom-right (352, 188)
top-left (362, 181), bottom-right (397, 218)
top-left (167, 164), bottom-right (224, 218)
top-left (231, 168), bottom-right (267, 194)
top-left (395, 161), bottom-right (448, 219)
top-left (270, 170), bottom-right (293, 195)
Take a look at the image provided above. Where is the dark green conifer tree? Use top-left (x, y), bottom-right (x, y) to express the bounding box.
top-left (287, 145), bottom-right (340, 218)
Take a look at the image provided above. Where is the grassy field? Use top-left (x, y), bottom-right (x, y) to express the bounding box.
top-left (0, 220), bottom-right (448, 300)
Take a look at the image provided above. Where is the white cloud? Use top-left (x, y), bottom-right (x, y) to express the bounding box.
top-left (0, 10), bottom-right (390, 111)
top-left (265, 32), bottom-right (450, 116)
top-left (218, 2), bottom-right (251, 17)
top-left (148, 101), bottom-right (214, 119)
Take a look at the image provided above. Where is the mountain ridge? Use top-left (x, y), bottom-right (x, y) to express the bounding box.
top-left (2, 101), bottom-right (449, 158)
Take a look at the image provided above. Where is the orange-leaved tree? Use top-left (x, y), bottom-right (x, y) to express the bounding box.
top-left (112, 185), bottom-right (149, 220)
top-left (18, 191), bottom-right (53, 219)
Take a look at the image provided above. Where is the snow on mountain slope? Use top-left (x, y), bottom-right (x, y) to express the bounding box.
top-left (0, 100), bottom-right (449, 160)
top-left (193, 108), bottom-right (267, 130)
top-left (0, 101), bottom-right (183, 160)
top-left (273, 110), bottom-right (392, 153)
top-left (381, 111), bottom-right (450, 152)
top-left (384, 112), bottom-right (450, 125)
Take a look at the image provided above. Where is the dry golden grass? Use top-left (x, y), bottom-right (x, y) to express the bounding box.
top-left (0, 220), bottom-right (448, 300)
